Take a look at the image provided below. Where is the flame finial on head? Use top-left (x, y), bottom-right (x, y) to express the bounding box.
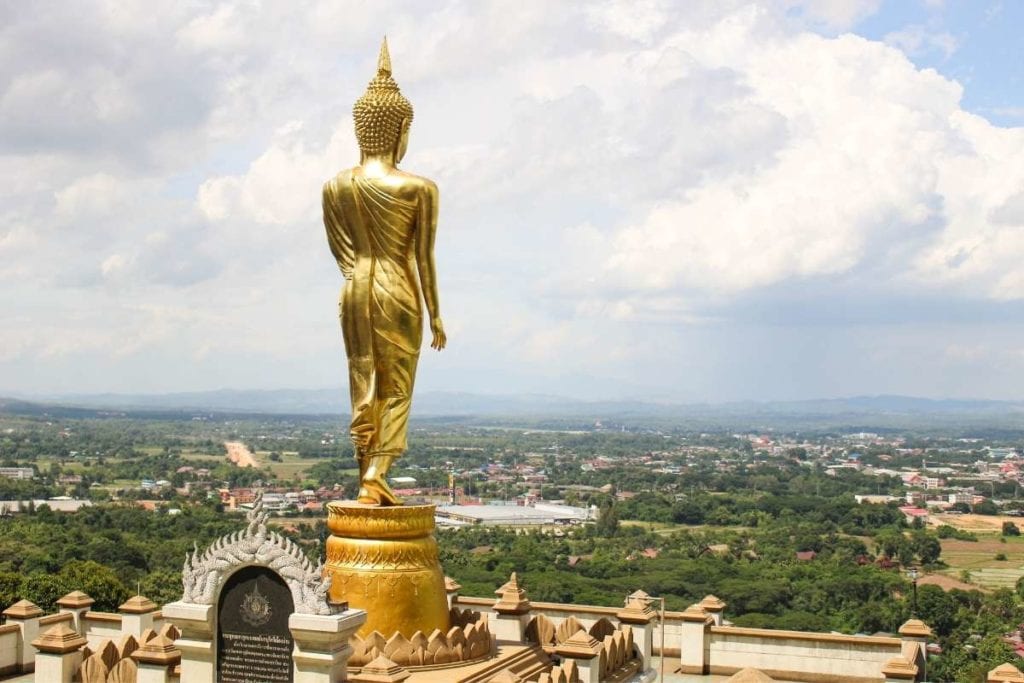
top-left (377, 36), bottom-right (392, 77)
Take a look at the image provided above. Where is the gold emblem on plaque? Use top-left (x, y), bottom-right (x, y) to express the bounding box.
top-left (240, 582), bottom-right (272, 627)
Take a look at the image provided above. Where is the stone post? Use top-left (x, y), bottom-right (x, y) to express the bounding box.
top-left (678, 604), bottom-right (712, 676)
top-left (119, 595), bottom-right (159, 639)
top-left (289, 608), bottom-right (367, 683)
top-left (349, 654), bottom-right (411, 683)
top-left (2, 599), bottom-right (43, 674)
top-left (881, 655), bottom-right (918, 683)
top-left (699, 595), bottom-right (727, 626)
top-left (989, 663), bottom-right (1024, 682)
top-left (445, 576), bottom-right (462, 611)
top-left (131, 633), bottom-right (181, 683)
top-left (899, 618), bottom-right (932, 679)
top-left (56, 591), bottom-right (94, 635)
top-left (492, 572), bottom-right (531, 642)
top-left (31, 623), bottom-right (86, 683)
top-left (555, 629), bottom-right (604, 683)
top-left (162, 601), bottom-right (215, 682)
top-left (616, 590), bottom-right (657, 671)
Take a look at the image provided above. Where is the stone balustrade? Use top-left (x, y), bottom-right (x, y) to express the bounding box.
top-left (2, 581), bottom-right (1023, 683)
top-left (0, 622), bottom-right (21, 677)
top-left (0, 593), bottom-right (179, 682)
top-left (2, 599), bottom-right (44, 675)
top-left (456, 593), bottom-right (933, 683)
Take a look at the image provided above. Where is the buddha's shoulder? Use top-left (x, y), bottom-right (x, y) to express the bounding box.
top-left (324, 168), bottom-right (437, 201)
top-left (323, 167), bottom-right (358, 192)
top-left (391, 170), bottom-right (438, 194)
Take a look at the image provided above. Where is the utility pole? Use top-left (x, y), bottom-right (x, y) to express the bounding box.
top-left (907, 567), bottom-right (919, 617)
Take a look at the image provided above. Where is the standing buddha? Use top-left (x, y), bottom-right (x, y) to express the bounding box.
top-left (322, 38), bottom-right (446, 506)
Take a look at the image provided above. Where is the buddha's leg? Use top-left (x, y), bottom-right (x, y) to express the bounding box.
top-left (348, 355), bottom-right (376, 481)
top-left (342, 283), bottom-right (377, 481)
top-left (357, 352), bottom-right (418, 506)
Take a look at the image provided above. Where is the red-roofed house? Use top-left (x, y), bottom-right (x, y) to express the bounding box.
top-left (899, 506), bottom-right (929, 523)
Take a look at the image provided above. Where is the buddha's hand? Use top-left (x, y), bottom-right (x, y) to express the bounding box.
top-left (430, 317), bottom-right (447, 351)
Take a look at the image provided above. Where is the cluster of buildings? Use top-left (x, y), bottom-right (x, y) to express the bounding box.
top-left (841, 449), bottom-right (1024, 522)
top-left (219, 487), bottom-right (324, 513)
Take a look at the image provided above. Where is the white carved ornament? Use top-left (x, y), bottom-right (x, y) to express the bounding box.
top-left (181, 494), bottom-right (335, 615)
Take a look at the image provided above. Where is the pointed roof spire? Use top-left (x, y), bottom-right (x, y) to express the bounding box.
top-left (377, 36), bottom-right (392, 77)
top-left (494, 572), bottom-right (531, 614)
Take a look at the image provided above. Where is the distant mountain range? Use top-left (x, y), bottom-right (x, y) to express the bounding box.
top-left (2, 389), bottom-right (1022, 428)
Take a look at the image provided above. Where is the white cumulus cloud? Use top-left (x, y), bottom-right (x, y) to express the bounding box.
top-left (1, 0), bottom-right (1022, 401)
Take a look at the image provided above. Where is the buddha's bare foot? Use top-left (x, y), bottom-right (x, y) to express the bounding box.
top-left (356, 454), bottom-right (401, 506)
top-left (357, 480), bottom-right (401, 506)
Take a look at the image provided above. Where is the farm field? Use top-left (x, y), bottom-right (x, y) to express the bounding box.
top-left (252, 449), bottom-right (356, 482)
top-left (918, 573), bottom-right (980, 592)
top-left (937, 536), bottom-right (1024, 590)
top-left (179, 452), bottom-right (223, 462)
top-left (620, 520), bottom-right (752, 537)
top-left (620, 520), bottom-right (681, 533)
top-left (930, 513), bottom-right (1024, 532)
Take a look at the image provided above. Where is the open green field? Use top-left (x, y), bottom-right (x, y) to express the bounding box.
top-left (34, 457), bottom-right (88, 474)
top-left (620, 520), bottom-right (754, 536)
top-left (179, 450), bottom-right (224, 462)
top-left (938, 535), bottom-right (1024, 590)
top-left (252, 450), bottom-right (356, 482)
top-left (620, 520), bottom-right (680, 533)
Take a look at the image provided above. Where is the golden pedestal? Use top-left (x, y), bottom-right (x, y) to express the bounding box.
top-left (324, 502), bottom-right (450, 639)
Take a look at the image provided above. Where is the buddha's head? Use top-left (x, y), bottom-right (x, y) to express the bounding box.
top-left (353, 38), bottom-right (414, 162)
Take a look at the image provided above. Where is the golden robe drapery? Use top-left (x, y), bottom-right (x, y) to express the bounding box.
top-left (323, 173), bottom-right (423, 457)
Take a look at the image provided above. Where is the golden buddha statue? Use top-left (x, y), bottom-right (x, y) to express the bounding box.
top-left (322, 38), bottom-right (445, 506)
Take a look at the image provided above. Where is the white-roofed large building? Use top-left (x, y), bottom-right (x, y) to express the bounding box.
top-left (436, 503), bottom-right (591, 527)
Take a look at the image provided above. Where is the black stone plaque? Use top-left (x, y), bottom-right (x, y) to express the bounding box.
top-left (217, 566), bottom-right (294, 683)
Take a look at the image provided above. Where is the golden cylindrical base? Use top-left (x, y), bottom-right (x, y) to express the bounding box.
top-left (325, 502), bottom-right (449, 639)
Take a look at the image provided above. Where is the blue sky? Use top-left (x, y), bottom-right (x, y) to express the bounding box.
top-left (1, 1), bottom-right (1023, 403)
top-left (857, 1), bottom-right (1023, 126)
